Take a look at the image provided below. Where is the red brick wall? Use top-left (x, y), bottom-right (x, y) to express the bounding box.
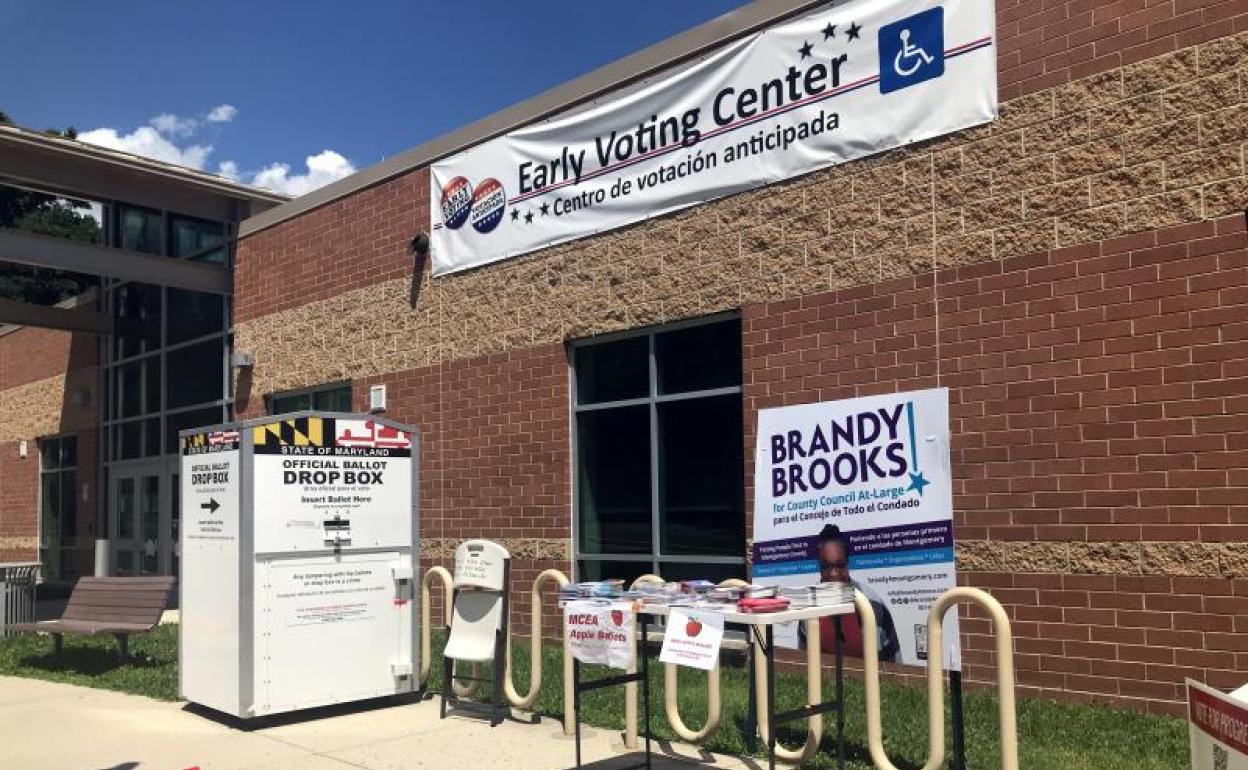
top-left (0, 325), bottom-right (100, 568)
top-left (0, 441), bottom-right (38, 561)
top-left (0, 325), bottom-right (97, 390)
top-left (354, 343), bottom-right (571, 546)
top-left (742, 213), bottom-right (1248, 713)
top-left (998, 0), bottom-right (1248, 99)
top-left (234, 170), bottom-right (429, 323)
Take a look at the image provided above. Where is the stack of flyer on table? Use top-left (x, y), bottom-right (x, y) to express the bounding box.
top-left (781, 582), bottom-right (855, 609)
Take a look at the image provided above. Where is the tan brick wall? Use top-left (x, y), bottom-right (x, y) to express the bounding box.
top-left (0, 368), bottom-right (97, 443)
top-left (236, 31), bottom-right (1248, 403)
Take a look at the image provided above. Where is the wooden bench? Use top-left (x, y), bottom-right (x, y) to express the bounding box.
top-left (9, 576), bottom-right (176, 663)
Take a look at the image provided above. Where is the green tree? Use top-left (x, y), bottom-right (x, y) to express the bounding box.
top-left (0, 110), bottom-right (101, 304)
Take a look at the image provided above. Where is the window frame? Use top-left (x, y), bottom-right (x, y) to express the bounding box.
top-left (267, 381), bottom-right (353, 415)
top-left (37, 433), bottom-right (78, 581)
top-left (570, 312), bottom-right (746, 582)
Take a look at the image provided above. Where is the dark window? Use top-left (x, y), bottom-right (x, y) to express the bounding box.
top-left (118, 206), bottom-right (162, 255)
top-left (166, 338), bottom-right (224, 409)
top-left (577, 405), bottom-right (652, 555)
top-left (38, 435), bottom-right (78, 582)
top-left (574, 335), bottom-right (649, 404)
top-left (117, 421), bottom-right (143, 460)
top-left (573, 317), bottom-right (745, 582)
top-left (112, 282), bottom-right (161, 359)
top-left (167, 288), bottom-right (225, 345)
top-left (658, 394), bottom-right (744, 556)
top-left (269, 383), bottom-right (352, 414)
top-left (575, 560), bottom-right (652, 586)
top-left (169, 216), bottom-right (226, 263)
top-left (656, 319), bottom-right (742, 395)
top-left (166, 406), bottom-right (226, 454)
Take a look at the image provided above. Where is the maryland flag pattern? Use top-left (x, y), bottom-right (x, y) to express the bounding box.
top-left (181, 429), bottom-right (240, 456)
top-left (252, 416), bottom-right (331, 452)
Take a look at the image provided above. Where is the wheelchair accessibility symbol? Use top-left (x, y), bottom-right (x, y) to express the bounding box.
top-left (879, 7), bottom-right (945, 94)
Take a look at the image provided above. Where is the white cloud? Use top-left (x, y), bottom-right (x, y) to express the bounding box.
top-left (207, 104), bottom-right (237, 123)
top-left (78, 110), bottom-right (354, 196)
top-left (149, 113), bottom-right (197, 137)
top-left (78, 125), bottom-right (213, 170)
top-left (249, 150), bottom-right (356, 197)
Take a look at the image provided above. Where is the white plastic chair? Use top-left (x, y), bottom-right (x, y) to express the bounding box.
top-left (440, 539), bottom-right (511, 725)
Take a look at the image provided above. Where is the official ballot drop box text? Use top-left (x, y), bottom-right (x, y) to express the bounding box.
top-left (179, 412), bottom-right (419, 719)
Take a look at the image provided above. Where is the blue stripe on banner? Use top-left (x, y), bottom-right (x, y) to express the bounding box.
top-left (850, 547), bottom-right (954, 570)
top-left (753, 559), bottom-right (820, 577)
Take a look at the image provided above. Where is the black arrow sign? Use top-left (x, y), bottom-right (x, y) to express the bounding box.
top-left (200, 498), bottom-right (220, 514)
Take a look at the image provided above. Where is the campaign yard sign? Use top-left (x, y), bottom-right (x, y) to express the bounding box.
top-left (430, 0), bottom-right (997, 275)
top-left (751, 388), bottom-right (959, 669)
top-left (1189, 679), bottom-right (1248, 770)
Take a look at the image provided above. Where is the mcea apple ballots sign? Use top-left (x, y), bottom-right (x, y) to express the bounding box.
top-left (429, 0), bottom-right (997, 276)
top-left (752, 388), bottom-right (960, 670)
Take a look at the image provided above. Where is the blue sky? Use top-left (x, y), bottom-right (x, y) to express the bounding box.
top-left (2, 0), bottom-right (752, 195)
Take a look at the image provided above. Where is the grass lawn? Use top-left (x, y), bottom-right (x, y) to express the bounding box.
top-left (0, 626), bottom-right (1187, 769)
top-left (0, 623), bottom-right (178, 700)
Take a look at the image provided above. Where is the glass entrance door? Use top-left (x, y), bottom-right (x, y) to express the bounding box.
top-left (110, 462), bottom-right (169, 576)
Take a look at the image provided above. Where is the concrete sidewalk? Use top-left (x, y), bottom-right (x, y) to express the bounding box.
top-left (0, 676), bottom-right (763, 770)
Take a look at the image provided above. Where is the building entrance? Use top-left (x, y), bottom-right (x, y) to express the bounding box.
top-left (108, 459), bottom-right (180, 576)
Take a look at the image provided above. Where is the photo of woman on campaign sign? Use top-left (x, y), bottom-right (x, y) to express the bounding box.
top-left (752, 388), bottom-right (960, 670)
top-left (797, 525), bottom-right (901, 662)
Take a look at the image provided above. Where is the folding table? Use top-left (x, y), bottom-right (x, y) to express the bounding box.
top-left (569, 601), bottom-right (855, 770)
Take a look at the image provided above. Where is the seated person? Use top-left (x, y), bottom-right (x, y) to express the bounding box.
top-left (798, 524), bottom-right (900, 663)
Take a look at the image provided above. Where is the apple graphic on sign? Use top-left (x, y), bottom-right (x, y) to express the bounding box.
top-left (685, 618), bottom-right (703, 637)
top-left (611, 610), bottom-right (624, 626)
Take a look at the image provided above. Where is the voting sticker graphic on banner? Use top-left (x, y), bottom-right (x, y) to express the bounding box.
top-left (565, 601), bottom-right (636, 670)
top-left (751, 388), bottom-right (959, 670)
top-left (430, 0), bottom-right (997, 275)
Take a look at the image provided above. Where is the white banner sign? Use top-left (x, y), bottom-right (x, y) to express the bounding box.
top-left (659, 609), bottom-right (725, 671)
top-left (1190, 679), bottom-right (1248, 769)
top-left (430, 0), bottom-right (996, 275)
top-left (565, 601), bottom-right (635, 670)
top-left (751, 388), bottom-right (959, 670)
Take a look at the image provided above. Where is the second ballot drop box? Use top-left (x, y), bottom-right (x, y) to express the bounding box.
top-left (179, 412), bottom-right (419, 719)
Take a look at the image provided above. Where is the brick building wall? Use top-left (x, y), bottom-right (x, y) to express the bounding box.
top-left (0, 324), bottom-right (100, 566)
top-left (743, 213), bottom-right (1248, 711)
top-left (0, 0), bottom-right (1207, 707)
top-left (0, 440), bottom-right (38, 561)
top-left (227, 5), bottom-right (1248, 712)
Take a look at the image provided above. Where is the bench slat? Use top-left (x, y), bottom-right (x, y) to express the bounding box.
top-left (72, 576), bottom-right (175, 589)
top-left (65, 591), bottom-right (172, 605)
top-left (52, 577), bottom-right (175, 629)
top-left (64, 607), bottom-right (166, 621)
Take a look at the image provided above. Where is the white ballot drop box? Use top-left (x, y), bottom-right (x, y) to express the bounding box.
top-left (179, 412), bottom-right (419, 719)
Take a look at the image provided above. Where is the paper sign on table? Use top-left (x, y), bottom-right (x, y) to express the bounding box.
top-left (564, 600), bottom-right (635, 670)
top-left (659, 609), bottom-right (724, 671)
